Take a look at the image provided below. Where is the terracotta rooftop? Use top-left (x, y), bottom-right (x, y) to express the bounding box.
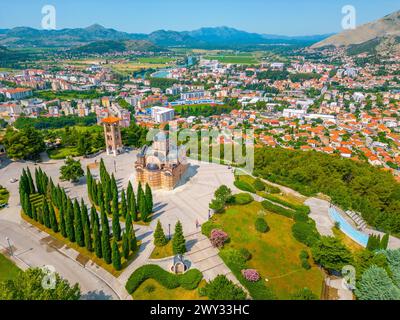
top-left (101, 116), bottom-right (120, 124)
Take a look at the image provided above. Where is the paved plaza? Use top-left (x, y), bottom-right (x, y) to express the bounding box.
top-left (0, 151), bottom-right (241, 298)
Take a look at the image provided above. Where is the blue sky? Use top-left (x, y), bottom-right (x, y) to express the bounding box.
top-left (0, 0), bottom-right (398, 35)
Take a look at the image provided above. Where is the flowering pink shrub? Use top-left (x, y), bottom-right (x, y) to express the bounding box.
top-left (210, 229), bottom-right (228, 248)
top-left (241, 269), bottom-right (260, 282)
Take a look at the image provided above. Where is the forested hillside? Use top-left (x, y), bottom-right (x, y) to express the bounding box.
top-left (254, 148), bottom-right (400, 235)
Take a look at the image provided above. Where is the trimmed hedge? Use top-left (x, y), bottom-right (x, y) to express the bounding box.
top-left (233, 193), bottom-right (254, 205)
top-left (263, 194), bottom-right (310, 215)
top-left (261, 200), bottom-right (294, 218)
top-left (253, 178), bottom-right (265, 191)
top-left (234, 180), bottom-right (256, 193)
top-left (125, 264), bottom-right (203, 294)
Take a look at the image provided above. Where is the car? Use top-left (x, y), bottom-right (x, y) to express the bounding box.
top-left (9, 178), bottom-right (18, 183)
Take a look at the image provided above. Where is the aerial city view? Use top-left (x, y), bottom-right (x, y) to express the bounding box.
top-left (1, 0), bottom-right (400, 308)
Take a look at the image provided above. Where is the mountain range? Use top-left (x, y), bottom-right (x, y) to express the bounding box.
top-left (312, 10), bottom-right (400, 55)
top-left (0, 24), bottom-right (331, 50)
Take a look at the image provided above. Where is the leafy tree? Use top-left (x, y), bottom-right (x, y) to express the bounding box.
top-left (112, 240), bottom-right (122, 271)
top-left (311, 236), bottom-right (353, 271)
top-left (3, 126), bottom-right (45, 160)
top-left (154, 220), bottom-right (168, 247)
top-left (172, 221), bottom-right (186, 255)
top-left (201, 275), bottom-right (246, 300)
top-left (0, 268), bottom-right (80, 300)
top-left (59, 157), bottom-right (84, 182)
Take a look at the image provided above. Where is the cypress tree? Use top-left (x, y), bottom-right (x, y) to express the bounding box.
top-left (112, 190), bottom-right (119, 216)
top-left (92, 207), bottom-right (102, 258)
top-left (111, 174), bottom-right (118, 198)
top-left (59, 204), bottom-right (67, 237)
top-left (137, 183), bottom-right (147, 221)
top-left (112, 240), bottom-right (122, 271)
top-left (145, 183), bottom-right (153, 214)
top-left (102, 228), bottom-right (112, 264)
top-left (81, 199), bottom-right (90, 230)
top-left (112, 210), bottom-right (121, 241)
top-left (84, 221), bottom-right (93, 252)
top-left (42, 199), bottom-right (51, 229)
top-left (172, 221), bottom-right (186, 255)
top-left (122, 232), bottom-right (129, 259)
top-left (92, 182), bottom-right (98, 206)
top-left (129, 228), bottom-right (137, 252)
top-left (86, 167), bottom-right (93, 201)
top-left (65, 199), bottom-right (75, 242)
top-left (120, 189), bottom-right (127, 219)
top-left (26, 167), bottom-right (35, 194)
top-left (125, 210), bottom-right (132, 235)
top-left (49, 204), bottom-right (59, 233)
top-left (73, 199), bottom-right (85, 247)
top-left (127, 182), bottom-right (133, 213)
top-left (37, 206), bottom-right (43, 225)
top-left (154, 220), bottom-right (168, 247)
top-left (130, 191), bottom-right (137, 221)
top-left (24, 193), bottom-right (32, 218)
top-left (100, 203), bottom-right (110, 237)
top-left (104, 193), bottom-right (111, 215)
top-left (97, 183), bottom-right (103, 209)
top-left (32, 205), bottom-right (37, 221)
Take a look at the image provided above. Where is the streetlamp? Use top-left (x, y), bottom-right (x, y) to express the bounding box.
top-left (114, 160), bottom-right (116, 173)
top-left (168, 224), bottom-right (171, 240)
top-left (6, 237), bottom-right (13, 256)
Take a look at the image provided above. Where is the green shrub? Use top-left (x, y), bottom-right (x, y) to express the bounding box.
top-left (290, 287), bottom-right (318, 300)
top-left (239, 248), bottom-right (252, 261)
top-left (265, 184), bottom-right (281, 194)
top-left (261, 200), bottom-right (294, 218)
top-left (255, 217), bottom-right (269, 233)
top-left (201, 220), bottom-right (221, 237)
top-left (294, 211), bottom-right (309, 222)
top-left (233, 193), bottom-right (254, 205)
top-left (253, 178), bottom-right (265, 191)
top-left (234, 180), bottom-right (256, 193)
top-left (292, 221), bottom-right (320, 247)
top-left (125, 265), bottom-right (179, 293)
top-left (125, 265), bottom-right (203, 294)
top-left (201, 275), bottom-right (247, 300)
top-left (301, 259), bottom-right (311, 270)
top-left (220, 248), bottom-right (247, 268)
top-left (179, 269), bottom-right (203, 290)
top-left (299, 250), bottom-right (309, 260)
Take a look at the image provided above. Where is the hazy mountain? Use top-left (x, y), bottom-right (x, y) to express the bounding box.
top-left (312, 10), bottom-right (400, 53)
top-left (0, 24), bottom-right (331, 49)
top-left (68, 39), bottom-right (163, 54)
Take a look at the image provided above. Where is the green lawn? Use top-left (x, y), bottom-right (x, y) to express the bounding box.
top-left (136, 57), bottom-right (175, 64)
top-left (0, 253), bottom-right (21, 282)
top-left (48, 146), bottom-right (80, 160)
top-left (212, 201), bottom-right (324, 299)
top-left (132, 278), bottom-right (206, 300)
top-left (150, 241), bottom-right (174, 259)
top-left (204, 55), bottom-right (259, 65)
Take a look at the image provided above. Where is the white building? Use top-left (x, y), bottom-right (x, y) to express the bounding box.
top-left (151, 107), bottom-right (174, 123)
top-left (282, 108), bottom-right (306, 118)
